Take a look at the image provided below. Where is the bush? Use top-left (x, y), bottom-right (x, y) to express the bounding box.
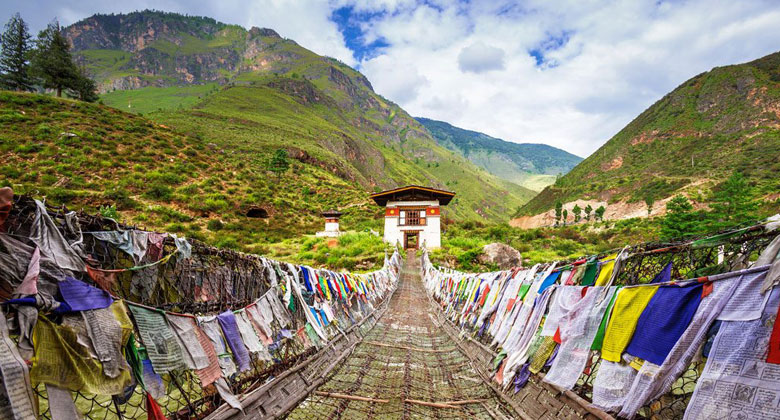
top-left (151, 206), bottom-right (192, 223)
top-left (207, 219), bottom-right (224, 231)
top-left (103, 187), bottom-right (138, 210)
top-left (45, 187), bottom-right (77, 204)
top-left (34, 123), bottom-right (54, 140)
top-left (145, 170), bottom-right (184, 185)
top-left (214, 235), bottom-right (239, 249)
top-left (457, 248), bottom-right (482, 270)
top-left (202, 198), bottom-right (229, 212)
top-left (99, 204), bottom-right (119, 220)
top-left (1, 166), bottom-right (22, 179)
top-left (144, 182), bottom-right (173, 200)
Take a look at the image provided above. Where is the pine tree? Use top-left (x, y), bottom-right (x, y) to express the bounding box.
top-left (268, 149), bottom-right (290, 179)
top-left (584, 204), bottom-right (593, 221)
top-left (706, 171), bottom-right (758, 231)
top-left (0, 13), bottom-right (33, 91)
top-left (562, 209), bottom-right (568, 226)
top-left (554, 201), bottom-right (563, 226)
top-left (573, 204), bottom-right (582, 223)
top-left (595, 205), bottom-right (605, 221)
top-left (661, 195), bottom-right (701, 240)
top-left (68, 66), bottom-right (98, 102)
top-left (30, 20), bottom-right (78, 97)
top-left (644, 195), bottom-right (655, 216)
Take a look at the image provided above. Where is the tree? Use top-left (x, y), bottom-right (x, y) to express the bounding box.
top-left (595, 205), bottom-right (606, 221)
top-left (554, 201), bottom-right (563, 226)
top-left (562, 209), bottom-right (568, 226)
top-left (644, 195), bottom-right (655, 216)
top-left (68, 66), bottom-right (98, 102)
top-left (661, 195), bottom-right (702, 240)
top-left (573, 204), bottom-right (582, 223)
top-left (706, 171), bottom-right (758, 231)
top-left (0, 13), bottom-right (33, 91)
top-left (268, 149), bottom-right (290, 179)
top-left (30, 20), bottom-right (78, 97)
top-left (584, 204), bottom-right (593, 221)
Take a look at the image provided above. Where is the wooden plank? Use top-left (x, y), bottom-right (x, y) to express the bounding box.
top-left (364, 341), bottom-right (456, 353)
top-left (405, 398), bottom-right (461, 409)
top-left (314, 391), bottom-right (389, 404)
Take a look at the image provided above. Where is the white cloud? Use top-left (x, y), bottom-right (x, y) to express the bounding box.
top-left (458, 41), bottom-right (505, 73)
top-left (360, 54), bottom-right (429, 103)
top-left (354, 0), bottom-right (780, 156)
top-left (5, 0), bottom-right (780, 156)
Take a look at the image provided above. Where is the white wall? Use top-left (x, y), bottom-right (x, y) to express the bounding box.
top-left (420, 216), bottom-right (441, 248)
top-left (387, 200), bottom-right (439, 207)
top-left (324, 221), bottom-right (340, 232)
top-left (383, 200), bottom-right (442, 249)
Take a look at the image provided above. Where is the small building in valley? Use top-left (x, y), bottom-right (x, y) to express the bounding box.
top-left (370, 185), bottom-right (455, 249)
top-left (315, 210), bottom-right (343, 237)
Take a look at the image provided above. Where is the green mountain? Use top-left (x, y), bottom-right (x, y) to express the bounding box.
top-left (58, 10), bottom-right (535, 223)
top-left (517, 51), bottom-right (780, 221)
top-left (416, 117), bottom-right (582, 191)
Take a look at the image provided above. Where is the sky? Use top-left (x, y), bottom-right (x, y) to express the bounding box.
top-left (4, 0), bottom-right (780, 157)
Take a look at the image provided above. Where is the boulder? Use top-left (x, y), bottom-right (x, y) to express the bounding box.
top-left (478, 243), bottom-right (522, 270)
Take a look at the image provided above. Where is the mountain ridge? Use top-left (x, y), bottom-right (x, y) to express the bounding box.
top-left (57, 10), bottom-right (536, 222)
top-left (515, 51), bottom-right (780, 226)
top-left (416, 117), bottom-right (582, 191)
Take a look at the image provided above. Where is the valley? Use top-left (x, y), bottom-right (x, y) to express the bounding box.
top-left (1, 10), bottom-right (778, 273)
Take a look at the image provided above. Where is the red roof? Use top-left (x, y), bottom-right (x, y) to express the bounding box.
top-left (369, 185), bottom-right (455, 206)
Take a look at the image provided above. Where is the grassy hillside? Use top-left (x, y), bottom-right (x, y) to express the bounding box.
top-left (0, 91), bottom-right (377, 254)
top-left (519, 52), bottom-right (780, 217)
top-left (63, 10), bottom-right (534, 222)
top-left (154, 81), bottom-right (535, 220)
top-left (417, 117), bottom-right (582, 191)
top-left (100, 84), bottom-right (220, 114)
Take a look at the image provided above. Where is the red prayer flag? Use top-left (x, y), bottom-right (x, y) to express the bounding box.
top-left (767, 300), bottom-right (780, 364)
top-left (146, 392), bottom-right (166, 420)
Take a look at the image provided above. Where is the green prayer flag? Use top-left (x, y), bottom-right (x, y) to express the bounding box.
top-left (580, 258), bottom-right (600, 286)
top-left (125, 333), bottom-right (145, 389)
top-left (691, 227), bottom-right (748, 249)
top-left (516, 284), bottom-right (531, 301)
top-left (591, 287), bottom-right (621, 351)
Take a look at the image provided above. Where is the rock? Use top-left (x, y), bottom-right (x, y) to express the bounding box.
top-left (478, 243), bottom-right (522, 270)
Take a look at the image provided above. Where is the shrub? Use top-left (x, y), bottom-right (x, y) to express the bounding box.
top-left (145, 170), bottom-right (183, 185)
top-left (34, 123), bottom-right (54, 140)
top-left (45, 187), bottom-right (77, 204)
top-left (99, 205), bottom-right (119, 220)
top-left (103, 187), bottom-right (137, 210)
top-left (202, 198), bottom-right (229, 212)
top-left (207, 219), bottom-right (224, 231)
top-left (215, 236), bottom-right (239, 250)
top-left (1, 166), bottom-right (22, 179)
top-left (457, 248), bottom-right (482, 271)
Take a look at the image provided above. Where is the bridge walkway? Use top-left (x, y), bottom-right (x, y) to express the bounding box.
top-left (285, 251), bottom-right (514, 419)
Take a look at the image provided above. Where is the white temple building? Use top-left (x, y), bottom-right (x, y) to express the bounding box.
top-left (370, 185), bottom-right (455, 249)
top-left (315, 210), bottom-right (343, 237)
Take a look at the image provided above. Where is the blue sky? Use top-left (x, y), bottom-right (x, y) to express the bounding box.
top-left (4, 0), bottom-right (780, 156)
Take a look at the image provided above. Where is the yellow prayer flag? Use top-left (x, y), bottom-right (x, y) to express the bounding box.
top-left (529, 336), bottom-right (557, 374)
top-left (594, 254), bottom-right (618, 286)
top-left (31, 302), bottom-right (133, 395)
top-left (629, 357), bottom-right (645, 371)
top-left (601, 286), bottom-right (659, 363)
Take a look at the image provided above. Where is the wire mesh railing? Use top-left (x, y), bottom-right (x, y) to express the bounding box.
top-left (0, 195), bottom-right (398, 419)
top-left (424, 222), bottom-right (780, 419)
